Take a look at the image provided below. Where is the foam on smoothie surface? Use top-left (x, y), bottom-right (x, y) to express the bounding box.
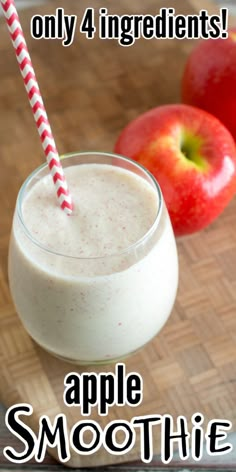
top-left (22, 164), bottom-right (159, 258)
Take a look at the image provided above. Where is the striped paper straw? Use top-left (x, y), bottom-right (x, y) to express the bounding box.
top-left (1, 0), bottom-right (73, 214)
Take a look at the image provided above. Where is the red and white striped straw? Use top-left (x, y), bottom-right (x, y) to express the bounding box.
top-left (1, 0), bottom-right (73, 214)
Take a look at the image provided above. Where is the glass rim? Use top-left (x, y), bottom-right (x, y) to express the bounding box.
top-left (16, 151), bottom-right (163, 260)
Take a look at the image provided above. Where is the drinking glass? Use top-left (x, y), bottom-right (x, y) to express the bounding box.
top-left (8, 152), bottom-right (178, 364)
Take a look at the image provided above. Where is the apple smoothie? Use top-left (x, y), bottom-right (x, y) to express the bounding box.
top-left (9, 153), bottom-right (178, 363)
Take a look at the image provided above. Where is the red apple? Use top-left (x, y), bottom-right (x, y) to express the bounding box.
top-left (114, 104), bottom-right (236, 236)
top-left (182, 31), bottom-right (236, 141)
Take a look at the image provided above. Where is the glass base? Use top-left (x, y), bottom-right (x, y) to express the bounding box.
top-left (34, 339), bottom-right (142, 366)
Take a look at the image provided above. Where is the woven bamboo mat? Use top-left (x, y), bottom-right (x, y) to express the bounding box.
top-left (0, 0), bottom-right (236, 468)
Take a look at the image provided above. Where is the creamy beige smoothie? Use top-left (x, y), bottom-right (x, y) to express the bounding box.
top-left (9, 153), bottom-right (178, 363)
